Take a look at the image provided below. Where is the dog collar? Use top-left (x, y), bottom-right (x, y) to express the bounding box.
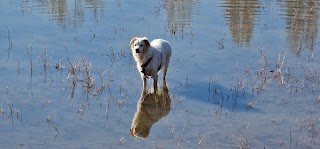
top-left (141, 56), bottom-right (153, 69)
top-left (141, 56), bottom-right (153, 77)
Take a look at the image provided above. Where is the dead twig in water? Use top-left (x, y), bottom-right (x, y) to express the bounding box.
top-left (3, 26), bottom-right (13, 64)
top-left (88, 29), bottom-right (96, 42)
top-left (26, 46), bottom-right (33, 96)
top-left (47, 115), bottom-right (59, 139)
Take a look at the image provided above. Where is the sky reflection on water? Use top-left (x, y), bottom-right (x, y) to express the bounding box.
top-left (0, 0), bottom-right (320, 148)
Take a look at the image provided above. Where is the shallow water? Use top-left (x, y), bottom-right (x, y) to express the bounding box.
top-left (1, 0), bottom-right (320, 148)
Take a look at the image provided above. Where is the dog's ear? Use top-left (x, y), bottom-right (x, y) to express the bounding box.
top-left (142, 38), bottom-right (150, 47)
top-left (130, 37), bottom-right (137, 48)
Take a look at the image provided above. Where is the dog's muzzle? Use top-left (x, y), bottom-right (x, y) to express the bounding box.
top-left (135, 49), bottom-right (140, 53)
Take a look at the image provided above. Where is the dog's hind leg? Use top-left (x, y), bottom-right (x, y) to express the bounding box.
top-left (162, 65), bottom-right (168, 81)
top-left (162, 57), bottom-right (170, 81)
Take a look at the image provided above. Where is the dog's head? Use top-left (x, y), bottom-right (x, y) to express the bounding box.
top-left (130, 37), bottom-right (150, 54)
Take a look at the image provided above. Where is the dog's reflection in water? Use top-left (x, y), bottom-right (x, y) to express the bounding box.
top-left (130, 82), bottom-right (171, 138)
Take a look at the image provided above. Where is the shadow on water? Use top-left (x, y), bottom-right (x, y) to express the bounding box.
top-left (178, 78), bottom-right (255, 114)
top-left (130, 81), bottom-right (171, 138)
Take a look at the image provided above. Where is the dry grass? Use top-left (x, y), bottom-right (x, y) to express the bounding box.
top-left (1, 38), bottom-right (319, 148)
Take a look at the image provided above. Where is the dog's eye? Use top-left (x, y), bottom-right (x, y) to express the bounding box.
top-left (139, 45), bottom-right (143, 47)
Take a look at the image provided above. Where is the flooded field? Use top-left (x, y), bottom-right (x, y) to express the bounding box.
top-left (1, 0), bottom-right (320, 148)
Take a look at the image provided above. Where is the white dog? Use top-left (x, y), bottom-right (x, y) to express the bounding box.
top-left (130, 37), bottom-right (172, 90)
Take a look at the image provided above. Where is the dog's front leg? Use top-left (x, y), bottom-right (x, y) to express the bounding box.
top-left (142, 75), bottom-right (147, 89)
top-left (152, 75), bottom-right (158, 92)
